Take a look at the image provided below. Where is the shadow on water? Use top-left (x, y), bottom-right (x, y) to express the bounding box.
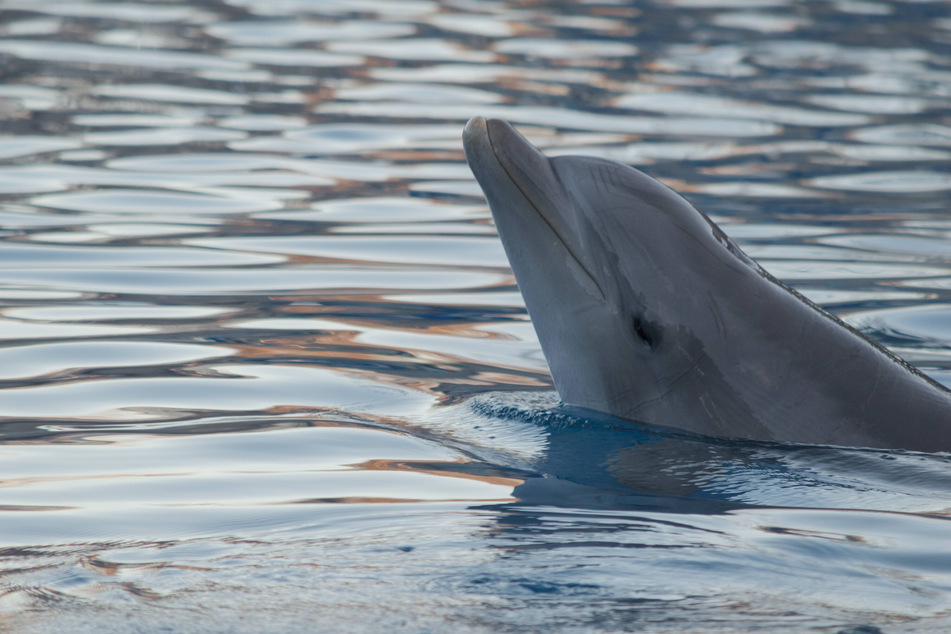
top-left (462, 393), bottom-right (951, 517)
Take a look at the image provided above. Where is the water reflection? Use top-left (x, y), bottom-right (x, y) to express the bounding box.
top-left (1, 0), bottom-right (951, 630)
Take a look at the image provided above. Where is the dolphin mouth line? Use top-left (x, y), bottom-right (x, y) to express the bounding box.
top-left (482, 119), bottom-right (605, 300)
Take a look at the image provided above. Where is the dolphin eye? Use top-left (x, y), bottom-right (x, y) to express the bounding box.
top-left (632, 316), bottom-right (654, 348)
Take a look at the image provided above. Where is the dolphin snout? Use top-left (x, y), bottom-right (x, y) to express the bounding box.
top-left (464, 117), bottom-right (541, 169)
top-left (463, 115), bottom-right (488, 148)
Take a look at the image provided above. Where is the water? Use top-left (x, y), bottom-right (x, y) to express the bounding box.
top-left (0, 0), bottom-right (950, 631)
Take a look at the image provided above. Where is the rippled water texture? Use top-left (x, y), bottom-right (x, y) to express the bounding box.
top-left (1, 1), bottom-right (951, 632)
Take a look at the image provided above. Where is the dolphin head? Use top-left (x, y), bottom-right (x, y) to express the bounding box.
top-left (463, 117), bottom-right (767, 428)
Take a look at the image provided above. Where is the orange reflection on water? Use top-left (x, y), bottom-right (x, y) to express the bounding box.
top-left (355, 458), bottom-right (524, 489)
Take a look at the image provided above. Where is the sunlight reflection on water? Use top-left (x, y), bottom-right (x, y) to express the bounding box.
top-left (0, 0), bottom-right (951, 631)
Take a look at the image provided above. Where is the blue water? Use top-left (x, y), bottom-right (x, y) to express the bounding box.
top-left (1, 0), bottom-right (950, 631)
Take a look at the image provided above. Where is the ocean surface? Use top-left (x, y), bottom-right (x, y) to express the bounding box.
top-left (0, 0), bottom-right (950, 632)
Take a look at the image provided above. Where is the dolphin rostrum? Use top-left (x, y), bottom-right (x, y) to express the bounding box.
top-left (463, 116), bottom-right (951, 452)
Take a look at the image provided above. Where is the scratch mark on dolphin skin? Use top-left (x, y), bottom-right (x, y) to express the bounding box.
top-left (858, 363), bottom-right (884, 419)
top-left (706, 291), bottom-right (725, 340)
top-left (615, 352), bottom-right (707, 417)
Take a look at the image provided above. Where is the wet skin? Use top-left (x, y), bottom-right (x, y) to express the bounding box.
top-left (463, 117), bottom-right (951, 452)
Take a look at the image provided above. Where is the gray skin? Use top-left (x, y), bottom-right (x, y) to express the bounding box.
top-left (463, 116), bottom-right (951, 452)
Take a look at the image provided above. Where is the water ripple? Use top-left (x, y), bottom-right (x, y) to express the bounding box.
top-left (1, 0), bottom-right (950, 631)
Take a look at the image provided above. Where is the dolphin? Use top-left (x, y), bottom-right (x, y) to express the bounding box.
top-left (462, 116), bottom-right (951, 452)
